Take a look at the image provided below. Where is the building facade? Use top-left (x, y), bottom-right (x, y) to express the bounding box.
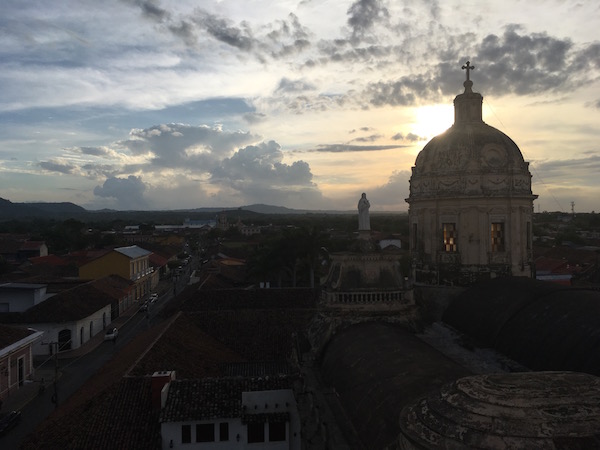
top-left (79, 245), bottom-right (156, 301)
top-left (406, 63), bottom-right (537, 285)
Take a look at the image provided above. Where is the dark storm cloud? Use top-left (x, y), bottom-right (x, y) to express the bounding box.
top-left (347, 0), bottom-right (390, 42)
top-left (366, 74), bottom-right (436, 106)
top-left (192, 11), bottom-right (255, 52)
top-left (473, 27), bottom-right (572, 95)
top-left (168, 20), bottom-right (198, 47)
top-left (362, 27), bottom-right (599, 107)
top-left (120, 0), bottom-right (170, 21)
top-left (39, 160), bottom-right (75, 174)
top-left (94, 175), bottom-right (148, 210)
top-left (315, 144), bottom-right (405, 152)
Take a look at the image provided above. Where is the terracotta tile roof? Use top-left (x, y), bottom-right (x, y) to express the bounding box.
top-left (22, 377), bottom-right (161, 450)
top-left (0, 324), bottom-right (37, 348)
top-left (160, 376), bottom-right (293, 423)
top-left (20, 240), bottom-right (45, 250)
top-left (91, 274), bottom-right (134, 297)
top-left (28, 254), bottom-right (70, 266)
top-left (187, 309), bottom-right (314, 362)
top-left (64, 248), bottom-right (112, 267)
top-left (183, 288), bottom-right (319, 311)
top-left (129, 314), bottom-right (243, 379)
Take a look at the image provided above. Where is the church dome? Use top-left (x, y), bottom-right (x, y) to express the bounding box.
top-left (409, 64), bottom-right (534, 200)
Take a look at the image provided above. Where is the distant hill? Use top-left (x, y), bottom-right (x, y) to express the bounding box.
top-left (0, 197), bottom-right (404, 223)
top-left (0, 198), bottom-right (86, 220)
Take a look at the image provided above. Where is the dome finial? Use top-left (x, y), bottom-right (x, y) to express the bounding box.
top-left (461, 61), bottom-right (475, 93)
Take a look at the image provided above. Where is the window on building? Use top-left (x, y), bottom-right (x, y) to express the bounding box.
top-left (269, 421), bottom-right (287, 442)
top-left (196, 423), bottom-right (215, 442)
top-left (491, 222), bottom-right (505, 252)
top-left (219, 422), bottom-right (229, 441)
top-left (442, 223), bottom-right (457, 252)
top-left (181, 424), bottom-right (191, 444)
top-left (247, 422), bottom-right (265, 443)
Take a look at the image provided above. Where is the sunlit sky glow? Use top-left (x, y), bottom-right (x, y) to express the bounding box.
top-left (1, 0), bottom-right (599, 212)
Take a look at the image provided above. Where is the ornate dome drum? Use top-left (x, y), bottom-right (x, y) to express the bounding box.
top-left (406, 63), bottom-right (537, 285)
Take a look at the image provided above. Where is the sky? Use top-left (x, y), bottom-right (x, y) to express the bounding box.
top-left (1, 0), bottom-right (599, 212)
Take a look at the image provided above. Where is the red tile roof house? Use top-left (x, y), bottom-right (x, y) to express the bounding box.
top-left (0, 324), bottom-right (43, 402)
top-left (0, 277), bottom-right (129, 356)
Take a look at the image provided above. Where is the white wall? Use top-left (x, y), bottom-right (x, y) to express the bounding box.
top-left (161, 389), bottom-right (301, 450)
top-left (27, 304), bottom-right (112, 356)
top-left (0, 284), bottom-right (48, 312)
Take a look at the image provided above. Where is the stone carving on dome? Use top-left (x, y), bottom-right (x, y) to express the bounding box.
top-left (433, 145), bottom-right (466, 172)
top-left (482, 143), bottom-right (507, 168)
top-left (512, 175), bottom-right (532, 192)
top-left (483, 176), bottom-right (508, 192)
top-left (465, 176), bottom-right (481, 194)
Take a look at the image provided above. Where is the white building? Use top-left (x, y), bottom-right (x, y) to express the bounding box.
top-left (0, 282), bottom-right (50, 312)
top-left (159, 373), bottom-right (301, 450)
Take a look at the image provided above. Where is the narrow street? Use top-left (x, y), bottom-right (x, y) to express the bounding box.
top-left (0, 262), bottom-right (193, 449)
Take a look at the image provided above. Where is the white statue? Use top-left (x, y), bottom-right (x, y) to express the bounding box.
top-left (358, 192), bottom-right (370, 231)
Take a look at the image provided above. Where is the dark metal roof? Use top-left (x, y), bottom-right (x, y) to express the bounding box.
top-left (443, 277), bottom-right (600, 375)
top-left (319, 322), bottom-right (470, 449)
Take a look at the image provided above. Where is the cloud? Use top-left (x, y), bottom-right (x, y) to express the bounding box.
top-left (39, 160), bottom-right (76, 174)
top-left (533, 155), bottom-right (600, 186)
top-left (120, 124), bottom-right (258, 169)
top-left (347, 0), bottom-right (390, 43)
top-left (391, 132), bottom-right (423, 142)
top-left (93, 175), bottom-right (148, 210)
top-left (243, 112), bottom-right (267, 124)
top-left (275, 77), bottom-right (316, 93)
top-left (315, 144), bottom-right (405, 153)
top-left (75, 146), bottom-right (112, 157)
top-left (351, 134), bottom-right (383, 142)
top-left (210, 140), bottom-right (326, 208)
top-left (367, 170), bottom-right (411, 209)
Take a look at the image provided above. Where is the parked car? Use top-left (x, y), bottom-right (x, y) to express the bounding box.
top-left (149, 293), bottom-right (159, 303)
top-left (104, 327), bottom-right (118, 341)
top-left (139, 301), bottom-right (148, 312)
top-left (0, 410), bottom-right (21, 436)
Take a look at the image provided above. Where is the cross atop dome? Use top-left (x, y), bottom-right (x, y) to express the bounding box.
top-left (461, 60), bottom-right (475, 93)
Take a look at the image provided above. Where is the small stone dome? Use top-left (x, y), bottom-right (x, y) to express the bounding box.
top-left (409, 68), bottom-right (534, 200)
top-left (398, 371), bottom-right (600, 448)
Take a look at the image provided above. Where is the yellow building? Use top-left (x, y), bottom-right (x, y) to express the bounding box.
top-left (79, 245), bottom-right (157, 301)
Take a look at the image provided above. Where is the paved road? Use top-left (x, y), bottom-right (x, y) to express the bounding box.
top-left (0, 265), bottom-right (192, 449)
